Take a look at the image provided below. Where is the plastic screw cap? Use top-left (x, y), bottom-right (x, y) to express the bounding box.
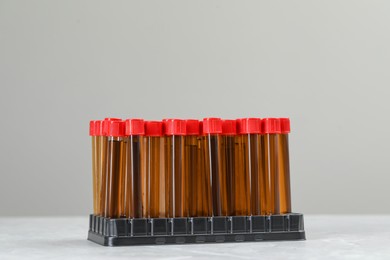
top-left (163, 119), bottom-right (186, 135)
top-left (222, 119), bottom-right (237, 135)
top-left (280, 118), bottom-right (291, 134)
top-left (108, 120), bottom-right (125, 137)
top-left (89, 120), bottom-right (102, 136)
top-left (262, 118), bottom-right (281, 134)
top-left (202, 118), bottom-right (222, 134)
top-left (185, 120), bottom-right (200, 135)
top-left (102, 118), bottom-right (122, 136)
top-left (145, 121), bottom-right (164, 136)
top-left (125, 119), bottom-right (145, 135)
top-left (236, 118), bottom-right (261, 134)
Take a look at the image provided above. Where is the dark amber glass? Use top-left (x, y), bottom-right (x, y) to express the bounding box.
top-left (219, 135), bottom-right (234, 216)
top-left (205, 134), bottom-right (232, 216)
top-left (174, 136), bottom-right (187, 217)
top-left (104, 137), bottom-right (126, 218)
top-left (164, 137), bottom-right (173, 217)
top-left (248, 134), bottom-right (267, 215)
top-left (134, 136), bottom-right (148, 218)
top-left (98, 136), bottom-right (108, 216)
top-left (187, 135), bottom-right (212, 217)
top-left (148, 136), bottom-right (166, 218)
top-left (165, 136), bottom-right (187, 217)
top-left (261, 134), bottom-right (280, 215)
top-left (233, 135), bottom-right (251, 216)
top-left (123, 136), bottom-right (148, 218)
top-left (91, 136), bottom-right (99, 215)
top-left (278, 134), bottom-right (291, 213)
top-left (123, 137), bottom-right (132, 218)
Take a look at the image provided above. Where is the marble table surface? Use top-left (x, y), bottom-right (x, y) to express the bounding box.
top-left (0, 215), bottom-right (389, 259)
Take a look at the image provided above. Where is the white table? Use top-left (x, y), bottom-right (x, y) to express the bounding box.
top-left (1, 215), bottom-right (389, 259)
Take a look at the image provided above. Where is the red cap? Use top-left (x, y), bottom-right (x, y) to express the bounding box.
top-left (102, 118), bottom-right (122, 136)
top-left (107, 120), bottom-right (125, 137)
top-left (163, 119), bottom-right (186, 135)
top-left (202, 118), bottom-right (222, 134)
top-left (125, 119), bottom-right (145, 135)
top-left (222, 120), bottom-right (237, 135)
top-left (261, 118), bottom-right (281, 134)
top-left (199, 121), bottom-right (204, 136)
top-left (89, 120), bottom-right (102, 136)
top-left (236, 118), bottom-right (261, 134)
top-left (186, 120), bottom-right (200, 135)
top-left (280, 118), bottom-right (291, 134)
top-left (145, 121), bottom-right (164, 136)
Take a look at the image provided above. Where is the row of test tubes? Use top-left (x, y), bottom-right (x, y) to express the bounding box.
top-left (89, 117), bottom-right (292, 219)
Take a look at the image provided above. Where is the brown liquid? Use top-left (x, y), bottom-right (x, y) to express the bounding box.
top-left (104, 137), bottom-right (125, 218)
top-left (91, 136), bottom-right (99, 215)
top-left (233, 135), bottom-right (251, 216)
top-left (120, 138), bottom-right (127, 216)
top-left (187, 136), bottom-right (212, 217)
top-left (125, 136), bottom-right (148, 218)
top-left (186, 136), bottom-right (198, 217)
top-left (124, 137), bottom-right (132, 217)
top-left (165, 136), bottom-right (189, 217)
top-left (186, 136), bottom-right (213, 217)
top-left (174, 136), bottom-right (187, 217)
top-left (261, 134), bottom-right (280, 215)
top-left (205, 134), bottom-right (231, 216)
top-left (278, 134), bottom-right (291, 213)
top-left (95, 131), bottom-right (289, 218)
top-left (124, 135), bottom-right (147, 218)
top-left (164, 137), bottom-right (173, 217)
top-left (249, 134), bottom-right (266, 215)
top-left (165, 136), bottom-right (187, 217)
top-left (149, 136), bottom-right (166, 218)
top-left (98, 136), bottom-right (108, 216)
top-left (219, 136), bottom-right (234, 216)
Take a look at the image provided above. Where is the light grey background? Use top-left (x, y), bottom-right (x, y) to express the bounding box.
top-left (0, 0), bottom-right (389, 216)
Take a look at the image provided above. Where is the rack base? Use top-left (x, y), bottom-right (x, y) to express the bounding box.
top-left (88, 213), bottom-right (305, 246)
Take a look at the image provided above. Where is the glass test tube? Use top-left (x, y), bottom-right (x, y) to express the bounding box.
top-left (100, 118), bottom-right (121, 217)
top-left (98, 121), bottom-right (108, 216)
top-left (235, 118), bottom-right (263, 216)
top-left (96, 134), bottom-right (106, 216)
top-left (278, 118), bottom-right (292, 213)
top-left (186, 120), bottom-right (212, 217)
top-left (104, 120), bottom-right (126, 218)
top-left (203, 118), bottom-right (228, 216)
top-left (220, 120), bottom-right (236, 216)
top-left (124, 119), bottom-right (146, 218)
top-left (97, 118), bottom-right (121, 216)
top-left (145, 121), bottom-right (166, 218)
top-left (164, 119), bottom-right (187, 218)
top-left (89, 120), bottom-right (101, 215)
top-left (261, 118), bottom-right (281, 215)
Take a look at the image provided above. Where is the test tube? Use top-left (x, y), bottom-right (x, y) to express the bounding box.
top-left (220, 120), bottom-right (236, 216)
top-left (95, 122), bottom-right (105, 216)
top-left (203, 118), bottom-right (227, 216)
top-left (89, 120), bottom-right (101, 215)
top-left (261, 118), bottom-right (281, 215)
top-left (277, 118), bottom-right (292, 213)
top-left (164, 119), bottom-right (187, 217)
top-left (100, 118), bottom-right (121, 217)
top-left (235, 118), bottom-right (262, 216)
top-left (124, 119), bottom-right (146, 218)
top-left (145, 121), bottom-right (166, 218)
top-left (104, 120), bottom-right (126, 218)
top-left (186, 120), bottom-right (212, 217)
